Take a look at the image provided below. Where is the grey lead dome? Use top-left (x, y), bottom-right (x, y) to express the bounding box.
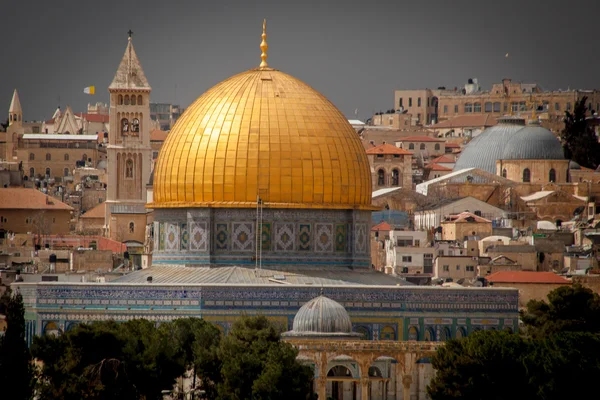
top-left (292, 295), bottom-right (353, 333)
top-left (453, 117), bottom-right (564, 174)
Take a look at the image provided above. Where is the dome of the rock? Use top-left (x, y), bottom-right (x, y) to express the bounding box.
top-left (152, 68), bottom-right (372, 210)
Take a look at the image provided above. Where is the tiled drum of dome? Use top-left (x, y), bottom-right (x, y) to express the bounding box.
top-left (232, 222), bottom-right (254, 251)
top-left (215, 223), bottom-right (228, 250)
top-left (189, 221), bottom-right (208, 252)
top-left (335, 224), bottom-right (346, 252)
top-left (298, 224), bottom-right (311, 251)
top-left (315, 223), bottom-right (333, 252)
top-left (274, 222), bottom-right (295, 251)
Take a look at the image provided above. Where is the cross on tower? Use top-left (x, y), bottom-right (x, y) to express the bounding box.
top-left (127, 29), bottom-right (133, 38)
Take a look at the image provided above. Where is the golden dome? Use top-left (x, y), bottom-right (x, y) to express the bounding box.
top-left (151, 67), bottom-right (373, 210)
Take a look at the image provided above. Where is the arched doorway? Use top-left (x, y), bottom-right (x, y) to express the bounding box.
top-left (327, 365), bottom-right (356, 400)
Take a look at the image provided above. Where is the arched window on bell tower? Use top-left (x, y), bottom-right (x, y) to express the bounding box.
top-left (121, 118), bottom-right (129, 134)
top-left (126, 159), bottom-right (134, 178)
top-left (131, 118), bottom-right (140, 134)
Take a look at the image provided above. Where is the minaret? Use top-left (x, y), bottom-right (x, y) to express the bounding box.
top-left (8, 89), bottom-right (22, 127)
top-left (105, 31), bottom-right (152, 244)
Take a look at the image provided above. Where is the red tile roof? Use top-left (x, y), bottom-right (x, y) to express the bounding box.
top-left (425, 163), bottom-right (453, 171)
top-left (396, 136), bottom-right (444, 142)
top-left (445, 143), bottom-right (461, 148)
top-left (365, 143), bottom-right (413, 155)
top-left (486, 271), bottom-right (571, 284)
top-left (76, 113), bottom-right (110, 123)
top-left (371, 221), bottom-right (392, 231)
top-left (430, 155), bottom-right (455, 164)
top-left (80, 202), bottom-right (106, 219)
top-left (150, 129), bottom-right (169, 142)
top-left (0, 188), bottom-right (73, 211)
top-left (432, 114), bottom-right (497, 129)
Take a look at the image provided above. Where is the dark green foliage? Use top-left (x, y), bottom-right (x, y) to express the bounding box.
top-left (31, 315), bottom-right (313, 400)
top-left (520, 284), bottom-right (600, 338)
top-left (560, 95), bottom-right (600, 169)
top-left (428, 284), bottom-right (600, 400)
top-left (428, 331), bottom-right (535, 400)
top-left (217, 315), bottom-right (314, 400)
top-left (0, 290), bottom-right (34, 400)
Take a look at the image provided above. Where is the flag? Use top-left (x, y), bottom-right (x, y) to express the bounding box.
top-left (83, 86), bottom-right (95, 95)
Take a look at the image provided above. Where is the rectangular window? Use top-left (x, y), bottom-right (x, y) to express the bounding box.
top-left (376, 154), bottom-right (384, 158)
top-left (399, 98), bottom-right (403, 107)
top-left (454, 105), bottom-right (458, 113)
top-left (409, 98), bottom-right (413, 107)
top-left (443, 265), bottom-right (449, 272)
top-left (484, 102), bottom-right (492, 112)
top-left (443, 105), bottom-right (448, 114)
top-left (511, 102), bottom-right (519, 112)
top-left (503, 102), bottom-right (508, 112)
top-left (474, 103), bottom-right (482, 112)
top-left (555, 103), bottom-right (560, 111)
top-left (456, 265), bottom-right (460, 270)
top-left (414, 239), bottom-right (420, 247)
top-left (466, 266), bottom-right (475, 272)
top-left (519, 101), bottom-right (526, 111)
top-left (418, 97), bottom-right (422, 107)
top-left (402, 256), bottom-right (412, 262)
top-left (493, 102), bottom-right (501, 112)
top-left (567, 102), bottom-right (572, 111)
top-left (464, 103), bottom-right (473, 113)
top-left (397, 239), bottom-right (412, 247)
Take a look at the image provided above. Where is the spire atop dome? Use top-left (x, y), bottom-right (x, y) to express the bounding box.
top-left (109, 34), bottom-right (151, 91)
top-left (9, 89), bottom-right (22, 114)
top-left (259, 19), bottom-right (269, 69)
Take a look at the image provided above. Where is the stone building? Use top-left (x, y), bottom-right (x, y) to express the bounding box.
top-left (18, 134), bottom-right (101, 181)
top-left (1, 89), bottom-right (24, 161)
top-left (434, 255), bottom-right (478, 281)
top-left (440, 212), bottom-right (493, 241)
top-left (395, 136), bottom-right (445, 159)
top-left (365, 143), bottom-right (412, 190)
top-left (486, 271), bottom-right (571, 309)
top-left (0, 188), bottom-right (73, 235)
top-left (395, 78), bottom-right (600, 130)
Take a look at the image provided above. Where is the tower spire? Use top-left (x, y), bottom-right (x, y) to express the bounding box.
top-left (259, 19), bottom-right (269, 69)
top-left (8, 89), bottom-right (22, 126)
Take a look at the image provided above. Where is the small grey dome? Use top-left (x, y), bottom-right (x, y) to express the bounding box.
top-left (500, 123), bottom-right (564, 160)
top-left (293, 295), bottom-right (352, 333)
top-left (282, 295), bottom-right (362, 339)
top-left (453, 118), bottom-right (525, 174)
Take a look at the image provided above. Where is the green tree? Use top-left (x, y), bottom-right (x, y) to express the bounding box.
top-left (217, 315), bottom-right (313, 400)
top-left (520, 284), bottom-right (600, 338)
top-left (0, 290), bottom-right (34, 400)
top-left (32, 319), bottom-right (185, 400)
top-left (427, 330), bottom-right (536, 400)
top-left (560, 95), bottom-right (600, 169)
top-left (158, 318), bottom-right (222, 399)
top-left (524, 332), bottom-right (600, 400)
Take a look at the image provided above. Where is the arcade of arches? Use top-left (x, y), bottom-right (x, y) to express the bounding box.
top-left (286, 339), bottom-right (440, 400)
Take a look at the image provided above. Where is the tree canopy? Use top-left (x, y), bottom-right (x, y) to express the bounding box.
top-left (520, 283), bottom-right (600, 338)
top-left (428, 284), bottom-right (600, 400)
top-left (560, 95), bottom-right (600, 169)
top-left (0, 290), bottom-right (34, 400)
top-left (217, 315), bottom-right (314, 400)
top-left (31, 315), bottom-right (313, 400)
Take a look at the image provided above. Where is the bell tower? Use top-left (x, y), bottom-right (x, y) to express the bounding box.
top-left (105, 31), bottom-right (152, 246)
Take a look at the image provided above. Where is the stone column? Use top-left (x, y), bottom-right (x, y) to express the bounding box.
top-left (402, 375), bottom-right (412, 400)
top-left (360, 377), bottom-right (370, 400)
top-left (317, 376), bottom-right (327, 400)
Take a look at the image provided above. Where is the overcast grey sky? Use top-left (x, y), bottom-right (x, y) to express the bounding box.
top-left (1, 0), bottom-right (598, 122)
